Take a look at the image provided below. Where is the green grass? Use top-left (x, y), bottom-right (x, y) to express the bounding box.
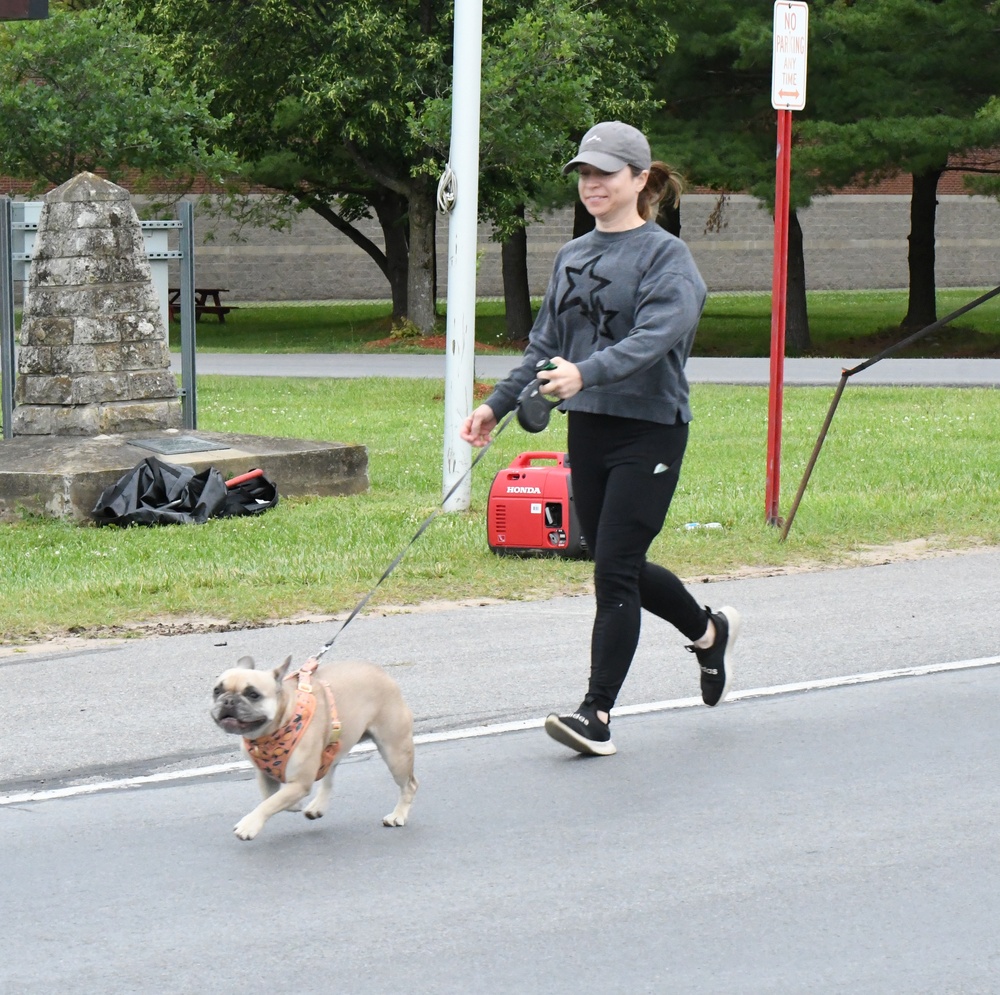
top-left (698, 289), bottom-right (1000, 358)
top-left (3, 376), bottom-right (999, 643)
top-left (170, 289), bottom-right (1000, 358)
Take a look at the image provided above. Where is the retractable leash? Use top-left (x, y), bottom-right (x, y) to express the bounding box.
top-left (310, 409), bottom-right (519, 663)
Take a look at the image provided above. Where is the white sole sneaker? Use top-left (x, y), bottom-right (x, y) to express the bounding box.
top-left (544, 714), bottom-right (617, 756)
top-left (712, 605), bottom-right (741, 705)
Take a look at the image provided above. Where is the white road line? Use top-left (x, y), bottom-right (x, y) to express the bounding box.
top-left (3, 654), bottom-right (998, 808)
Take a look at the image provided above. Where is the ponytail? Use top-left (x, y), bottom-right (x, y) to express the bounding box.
top-left (634, 161), bottom-right (685, 222)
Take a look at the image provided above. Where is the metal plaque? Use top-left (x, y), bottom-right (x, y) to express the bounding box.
top-left (128, 436), bottom-right (231, 456)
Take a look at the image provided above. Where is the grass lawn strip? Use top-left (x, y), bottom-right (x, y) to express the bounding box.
top-left (2, 378), bottom-right (998, 643)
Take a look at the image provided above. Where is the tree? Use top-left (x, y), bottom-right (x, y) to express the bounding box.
top-left (963, 99), bottom-right (1000, 199)
top-left (650, 0), bottom-right (1000, 348)
top-left (414, 0), bottom-right (675, 341)
top-left (791, 0), bottom-right (1000, 330)
top-left (123, 0), bottom-right (453, 330)
top-left (648, 0), bottom-right (817, 353)
top-left (125, 0), bottom-right (675, 336)
top-left (0, 7), bottom-right (231, 194)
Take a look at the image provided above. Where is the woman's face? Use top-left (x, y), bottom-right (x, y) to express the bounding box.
top-left (577, 163), bottom-right (649, 231)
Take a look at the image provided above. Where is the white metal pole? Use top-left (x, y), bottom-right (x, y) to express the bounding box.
top-left (441, 0), bottom-right (483, 512)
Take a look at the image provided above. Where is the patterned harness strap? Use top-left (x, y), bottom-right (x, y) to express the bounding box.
top-left (244, 658), bottom-right (342, 782)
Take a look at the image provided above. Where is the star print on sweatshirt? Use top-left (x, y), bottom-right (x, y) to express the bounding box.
top-left (557, 256), bottom-right (619, 341)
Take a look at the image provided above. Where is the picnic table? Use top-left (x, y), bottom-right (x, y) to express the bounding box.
top-left (168, 288), bottom-right (237, 324)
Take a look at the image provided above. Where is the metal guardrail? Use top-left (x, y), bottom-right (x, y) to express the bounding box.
top-left (9, 218), bottom-right (184, 265)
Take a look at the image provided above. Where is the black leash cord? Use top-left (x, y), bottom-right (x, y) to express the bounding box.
top-left (312, 411), bottom-right (516, 661)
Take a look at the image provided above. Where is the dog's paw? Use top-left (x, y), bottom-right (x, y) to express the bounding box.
top-left (303, 803), bottom-right (325, 821)
top-left (382, 812), bottom-right (407, 827)
top-left (233, 814), bottom-right (265, 840)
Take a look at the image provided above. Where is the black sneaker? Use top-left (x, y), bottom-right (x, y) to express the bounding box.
top-left (544, 696), bottom-right (617, 756)
top-left (688, 605), bottom-right (741, 707)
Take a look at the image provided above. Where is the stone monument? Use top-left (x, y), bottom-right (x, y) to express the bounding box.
top-left (0, 172), bottom-right (369, 522)
top-left (12, 171), bottom-right (181, 436)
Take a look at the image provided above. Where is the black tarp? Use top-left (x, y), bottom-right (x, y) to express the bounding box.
top-left (91, 456), bottom-right (277, 526)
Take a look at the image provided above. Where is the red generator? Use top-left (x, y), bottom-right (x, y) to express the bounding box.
top-left (487, 452), bottom-right (588, 558)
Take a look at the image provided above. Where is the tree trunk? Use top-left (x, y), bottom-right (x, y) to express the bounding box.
top-left (573, 200), bottom-right (595, 239)
top-left (656, 200), bottom-right (681, 237)
top-left (785, 208), bottom-right (811, 354)
top-left (406, 178), bottom-right (438, 334)
top-left (902, 167), bottom-right (944, 331)
top-left (371, 189), bottom-right (409, 320)
top-left (303, 191), bottom-right (409, 320)
top-left (501, 205), bottom-right (533, 342)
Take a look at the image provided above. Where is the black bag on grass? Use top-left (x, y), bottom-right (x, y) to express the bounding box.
top-left (91, 457), bottom-right (276, 526)
top-left (220, 468), bottom-right (279, 517)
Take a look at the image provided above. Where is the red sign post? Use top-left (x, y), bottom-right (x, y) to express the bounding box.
top-left (766, 1), bottom-right (808, 525)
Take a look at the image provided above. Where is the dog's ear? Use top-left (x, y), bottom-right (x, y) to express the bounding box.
top-left (273, 655), bottom-right (293, 683)
top-left (237, 655), bottom-right (256, 670)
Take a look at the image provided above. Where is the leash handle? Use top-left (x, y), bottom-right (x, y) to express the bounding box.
top-left (313, 411), bottom-right (516, 661)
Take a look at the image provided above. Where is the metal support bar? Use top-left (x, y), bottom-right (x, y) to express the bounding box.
top-left (1, 197), bottom-right (15, 440)
top-left (844, 283), bottom-right (1000, 376)
top-left (778, 373), bottom-right (847, 542)
top-left (779, 281), bottom-right (1000, 541)
top-left (178, 201), bottom-right (197, 429)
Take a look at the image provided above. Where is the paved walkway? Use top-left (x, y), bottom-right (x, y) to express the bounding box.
top-left (171, 353), bottom-right (1000, 386)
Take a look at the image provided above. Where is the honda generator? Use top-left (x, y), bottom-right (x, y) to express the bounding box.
top-left (487, 452), bottom-right (588, 558)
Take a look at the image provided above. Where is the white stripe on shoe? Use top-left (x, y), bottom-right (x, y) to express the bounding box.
top-left (544, 714), bottom-right (618, 756)
top-left (714, 605), bottom-right (741, 706)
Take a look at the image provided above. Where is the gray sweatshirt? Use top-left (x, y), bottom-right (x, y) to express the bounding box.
top-left (485, 220), bottom-right (707, 425)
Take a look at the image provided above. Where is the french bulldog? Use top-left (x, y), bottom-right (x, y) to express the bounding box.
top-left (211, 655), bottom-right (418, 840)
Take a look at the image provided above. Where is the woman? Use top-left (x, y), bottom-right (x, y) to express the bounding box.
top-left (460, 121), bottom-right (740, 756)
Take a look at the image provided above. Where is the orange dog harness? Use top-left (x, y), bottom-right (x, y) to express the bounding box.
top-left (244, 660), bottom-right (342, 782)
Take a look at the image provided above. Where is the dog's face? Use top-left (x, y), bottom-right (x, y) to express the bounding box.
top-left (211, 655), bottom-right (292, 739)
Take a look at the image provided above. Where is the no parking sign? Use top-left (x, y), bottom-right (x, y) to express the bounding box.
top-left (772, 1), bottom-right (808, 111)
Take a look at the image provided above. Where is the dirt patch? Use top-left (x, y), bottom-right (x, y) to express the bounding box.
top-left (0, 600), bottom-right (515, 658)
top-left (848, 536), bottom-right (943, 564)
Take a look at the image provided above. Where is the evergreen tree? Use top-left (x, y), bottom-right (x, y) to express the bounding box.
top-left (798, 0), bottom-right (1000, 330)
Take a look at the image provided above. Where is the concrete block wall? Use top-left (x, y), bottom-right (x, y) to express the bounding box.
top-left (165, 192), bottom-right (1000, 302)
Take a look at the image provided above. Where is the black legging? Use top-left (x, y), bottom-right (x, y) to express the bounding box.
top-left (567, 411), bottom-right (711, 713)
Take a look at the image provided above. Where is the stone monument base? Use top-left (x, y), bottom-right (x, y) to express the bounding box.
top-left (0, 429), bottom-right (368, 522)
top-left (11, 398), bottom-right (183, 436)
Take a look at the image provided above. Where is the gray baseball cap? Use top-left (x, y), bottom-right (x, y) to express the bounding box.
top-left (562, 121), bottom-right (652, 175)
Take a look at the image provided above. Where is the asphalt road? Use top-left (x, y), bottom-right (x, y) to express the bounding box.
top-left (3, 664), bottom-right (1000, 994)
top-left (3, 550), bottom-right (1000, 993)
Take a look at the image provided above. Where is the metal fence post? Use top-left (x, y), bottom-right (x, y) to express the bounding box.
top-left (178, 200), bottom-right (197, 429)
top-left (1, 197), bottom-right (15, 440)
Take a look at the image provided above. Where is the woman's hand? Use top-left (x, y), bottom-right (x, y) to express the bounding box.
top-left (538, 357), bottom-right (583, 399)
top-left (460, 404), bottom-right (499, 447)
